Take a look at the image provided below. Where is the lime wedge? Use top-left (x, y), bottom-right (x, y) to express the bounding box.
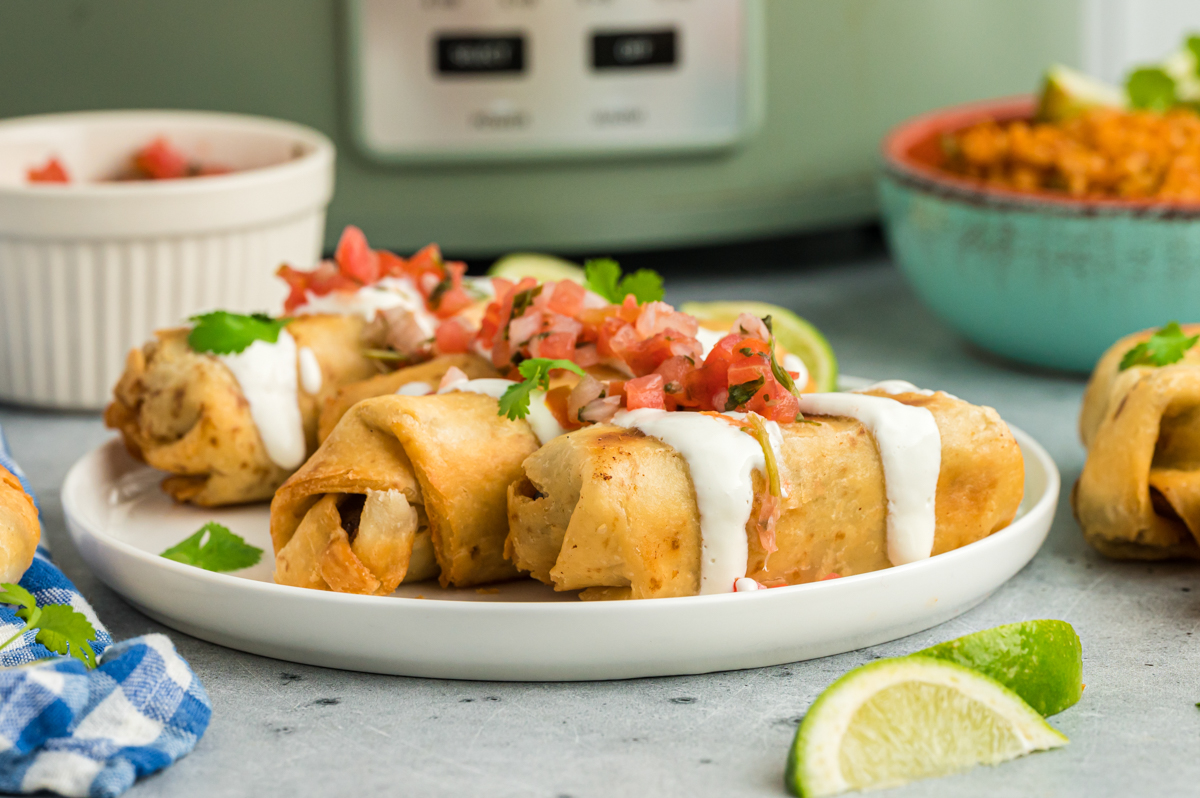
top-left (787, 658), bottom-right (1067, 797)
top-left (681, 301), bottom-right (837, 392)
top-left (1036, 64), bottom-right (1125, 122)
top-left (913, 620), bottom-right (1082, 717)
top-left (488, 253), bottom-right (585, 284)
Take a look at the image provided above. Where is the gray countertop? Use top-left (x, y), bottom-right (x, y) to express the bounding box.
top-left (2, 258), bottom-right (1196, 798)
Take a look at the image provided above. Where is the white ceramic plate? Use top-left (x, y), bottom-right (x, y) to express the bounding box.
top-left (63, 422), bottom-right (1059, 681)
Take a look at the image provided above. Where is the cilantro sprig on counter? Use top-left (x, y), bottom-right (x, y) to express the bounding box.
top-left (498, 358), bottom-right (586, 421)
top-left (1120, 321), bottom-right (1199, 370)
top-left (187, 311), bottom-right (293, 355)
top-left (0, 583), bottom-right (97, 668)
top-left (584, 259), bottom-right (665, 305)
top-left (161, 522), bottom-right (263, 572)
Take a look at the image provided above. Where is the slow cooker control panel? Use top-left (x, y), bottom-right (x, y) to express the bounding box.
top-left (346, 0), bottom-right (753, 161)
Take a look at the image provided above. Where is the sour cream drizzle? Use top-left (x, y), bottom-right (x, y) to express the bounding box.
top-left (396, 381), bottom-right (433, 397)
top-left (297, 346), bottom-right (323, 395)
top-left (611, 408), bottom-right (778, 594)
top-left (853, 379), bottom-right (961, 402)
top-left (218, 330), bottom-right (306, 470)
top-left (295, 276), bottom-right (438, 335)
top-left (436, 377), bottom-right (565, 445)
top-left (795, 391), bottom-right (941, 566)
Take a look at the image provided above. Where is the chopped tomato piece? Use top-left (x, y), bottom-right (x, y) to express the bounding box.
top-left (27, 157), bottom-right (69, 183)
top-left (530, 331), bottom-right (577, 361)
top-left (547, 280), bottom-right (586, 317)
top-left (434, 317), bottom-right (474, 354)
top-left (625, 374), bottom-right (665, 410)
top-left (134, 137), bottom-right (189, 180)
top-left (334, 225), bottom-right (379, 285)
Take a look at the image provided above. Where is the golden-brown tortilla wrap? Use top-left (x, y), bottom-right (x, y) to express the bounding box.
top-left (104, 314), bottom-right (435, 507)
top-left (0, 465), bottom-right (40, 584)
top-left (271, 392), bottom-right (539, 593)
top-left (507, 390), bottom-right (1024, 600)
top-left (316, 354), bottom-right (498, 443)
top-left (1075, 325), bottom-right (1200, 560)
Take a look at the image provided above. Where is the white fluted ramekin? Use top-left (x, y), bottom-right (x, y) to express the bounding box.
top-left (0, 110), bottom-right (334, 409)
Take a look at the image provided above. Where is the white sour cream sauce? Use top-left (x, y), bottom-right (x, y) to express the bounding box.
top-left (396, 381), bottom-right (433, 397)
top-left (295, 277), bottom-right (438, 336)
top-left (611, 408), bottom-right (782, 595)
top-left (795, 391), bottom-right (941, 566)
top-left (854, 379), bottom-right (961, 402)
top-left (297, 346), bottom-right (322, 395)
top-left (218, 330), bottom-right (307, 470)
top-left (437, 378), bottom-right (565, 445)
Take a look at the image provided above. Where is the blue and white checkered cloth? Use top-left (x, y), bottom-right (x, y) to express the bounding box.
top-left (0, 427), bottom-right (210, 797)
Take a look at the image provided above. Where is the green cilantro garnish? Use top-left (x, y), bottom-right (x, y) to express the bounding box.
top-left (161, 522), bottom-right (263, 572)
top-left (762, 315), bottom-right (801, 398)
top-left (509, 285), bottom-right (543, 319)
top-left (583, 258), bottom-right (665, 305)
top-left (188, 311), bottom-right (293, 355)
top-left (428, 276), bottom-right (453, 309)
top-left (725, 376), bottom-right (765, 411)
top-left (1119, 321), bottom-right (1199, 370)
top-left (1189, 36), bottom-right (1200, 76)
top-left (498, 358), bottom-right (586, 420)
top-left (0, 583), bottom-right (97, 668)
top-left (1127, 67), bottom-right (1177, 112)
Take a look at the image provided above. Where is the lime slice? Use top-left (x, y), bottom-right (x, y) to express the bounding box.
top-left (1036, 64), bottom-right (1125, 122)
top-left (488, 253), bottom-right (585, 284)
top-left (913, 620), bottom-right (1082, 717)
top-left (787, 658), bottom-right (1067, 797)
top-left (681, 301), bottom-right (837, 392)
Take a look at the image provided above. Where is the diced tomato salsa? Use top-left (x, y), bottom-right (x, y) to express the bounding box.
top-left (477, 275), bottom-right (803, 423)
top-left (27, 157), bottom-right (69, 183)
top-left (278, 225), bottom-right (807, 424)
top-left (277, 226), bottom-right (474, 323)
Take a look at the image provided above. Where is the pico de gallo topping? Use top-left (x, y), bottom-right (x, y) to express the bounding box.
top-left (483, 274), bottom-right (808, 426)
top-left (26, 138), bottom-right (231, 185)
top-left (26, 157), bottom-right (70, 184)
top-left (278, 226), bottom-right (474, 320)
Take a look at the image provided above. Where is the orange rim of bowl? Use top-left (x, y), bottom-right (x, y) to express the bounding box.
top-left (881, 94), bottom-right (1200, 218)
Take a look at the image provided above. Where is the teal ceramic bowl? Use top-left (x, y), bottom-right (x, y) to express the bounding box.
top-left (879, 95), bottom-right (1200, 373)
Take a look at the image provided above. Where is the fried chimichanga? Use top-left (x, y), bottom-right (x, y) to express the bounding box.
top-left (105, 315), bottom-right (460, 507)
top-left (1074, 324), bottom-right (1200, 560)
top-left (316, 354), bottom-right (498, 443)
top-left (271, 392), bottom-right (539, 593)
top-left (507, 389), bottom-right (1024, 600)
top-left (0, 465), bottom-right (39, 584)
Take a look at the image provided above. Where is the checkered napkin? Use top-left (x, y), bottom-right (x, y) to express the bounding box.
top-left (0, 427), bottom-right (211, 797)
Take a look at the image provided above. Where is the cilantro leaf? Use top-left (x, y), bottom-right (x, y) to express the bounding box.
top-left (1189, 36), bottom-right (1200, 76)
top-left (725, 376), bottom-right (765, 411)
top-left (0, 584), bottom-right (37, 616)
top-left (187, 311), bottom-right (293, 355)
top-left (584, 259), bottom-right (622, 302)
top-left (583, 259), bottom-right (665, 305)
top-left (1120, 321), bottom-right (1199, 370)
top-left (762, 315), bottom-right (800, 397)
top-left (498, 358), bottom-right (586, 420)
top-left (1127, 67), bottom-right (1177, 111)
top-left (161, 522), bottom-right (263, 572)
top-left (34, 605), bottom-right (97, 668)
top-left (0, 582), bottom-right (98, 668)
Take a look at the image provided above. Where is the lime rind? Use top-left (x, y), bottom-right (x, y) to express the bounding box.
top-left (913, 620), bottom-right (1083, 717)
top-left (681, 300), bottom-right (838, 392)
top-left (789, 657), bottom-right (1067, 798)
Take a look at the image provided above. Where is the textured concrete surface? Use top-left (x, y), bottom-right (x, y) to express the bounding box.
top-left (2, 259), bottom-right (1198, 797)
